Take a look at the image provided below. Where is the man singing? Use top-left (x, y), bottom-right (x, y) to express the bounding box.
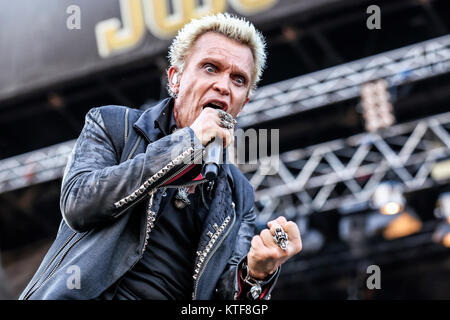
top-left (20, 13), bottom-right (302, 300)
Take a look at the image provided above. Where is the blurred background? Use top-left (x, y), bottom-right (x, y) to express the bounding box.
top-left (0, 0), bottom-right (449, 299)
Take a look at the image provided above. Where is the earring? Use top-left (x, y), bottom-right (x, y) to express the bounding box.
top-left (172, 73), bottom-right (178, 85)
top-left (171, 73), bottom-right (178, 98)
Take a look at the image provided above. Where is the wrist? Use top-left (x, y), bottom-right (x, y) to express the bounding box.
top-left (238, 258), bottom-right (279, 300)
top-left (247, 267), bottom-right (270, 281)
top-left (241, 260), bottom-right (271, 284)
top-left (246, 257), bottom-right (274, 281)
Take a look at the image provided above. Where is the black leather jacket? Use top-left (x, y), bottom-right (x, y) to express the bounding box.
top-left (19, 98), bottom-right (279, 300)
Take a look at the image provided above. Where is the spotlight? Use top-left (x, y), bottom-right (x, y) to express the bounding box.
top-left (433, 192), bottom-right (450, 247)
top-left (431, 159), bottom-right (450, 182)
top-left (360, 79), bottom-right (396, 132)
top-left (371, 182), bottom-right (405, 215)
top-left (443, 233), bottom-right (450, 247)
top-left (433, 223), bottom-right (450, 248)
top-left (382, 211), bottom-right (422, 240)
top-left (434, 192), bottom-right (450, 221)
top-left (366, 208), bottom-right (422, 240)
top-left (382, 202), bottom-right (403, 215)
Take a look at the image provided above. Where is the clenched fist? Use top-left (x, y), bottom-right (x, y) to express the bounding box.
top-left (247, 216), bottom-right (302, 280)
top-left (189, 107), bottom-right (235, 147)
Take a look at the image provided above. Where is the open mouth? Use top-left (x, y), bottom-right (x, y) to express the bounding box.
top-left (203, 101), bottom-right (227, 111)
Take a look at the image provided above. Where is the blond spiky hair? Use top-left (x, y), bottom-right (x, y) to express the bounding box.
top-left (167, 13), bottom-right (267, 97)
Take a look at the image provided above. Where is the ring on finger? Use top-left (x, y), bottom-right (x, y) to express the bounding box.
top-left (272, 226), bottom-right (289, 251)
top-left (220, 114), bottom-right (236, 125)
top-left (219, 119), bottom-right (234, 129)
top-left (218, 110), bottom-right (237, 124)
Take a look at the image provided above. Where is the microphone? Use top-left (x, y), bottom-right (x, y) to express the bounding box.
top-left (202, 137), bottom-right (223, 181)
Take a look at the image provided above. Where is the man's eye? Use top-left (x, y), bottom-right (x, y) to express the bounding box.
top-left (235, 76), bottom-right (245, 85)
top-left (205, 64), bottom-right (216, 73)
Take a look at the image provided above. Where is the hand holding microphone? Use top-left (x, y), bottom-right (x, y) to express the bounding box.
top-left (189, 107), bottom-right (236, 181)
top-left (189, 107), bottom-right (236, 147)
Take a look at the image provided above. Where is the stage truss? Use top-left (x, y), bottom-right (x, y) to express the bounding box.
top-left (239, 34), bottom-right (450, 127)
top-left (1, 35), bottom-right (450, 215)
top-left (242, 111), bottom-right (450, 222)
top-left (1, 111), bottom-right (449, 223)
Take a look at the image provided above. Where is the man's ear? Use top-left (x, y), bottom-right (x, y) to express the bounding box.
top-left (168, 66), bottom-right (180, 94)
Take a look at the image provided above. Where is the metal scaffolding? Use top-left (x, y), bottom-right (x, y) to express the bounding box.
top-left (239, 34), bottom-right (450, 127)
top-left (1, 35), bottom-right (450, 207)
top-left (243, 111), bottom-right (450, 222)
top-left (1, 109), bottom-right (449, 225)
top-left (0, 141), bottom-right (75, 194)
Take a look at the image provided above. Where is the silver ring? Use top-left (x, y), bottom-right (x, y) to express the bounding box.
top-left (218, 110), bottom-right (237, 125)
top-left (273, 226), bottom-right (289, 251)
top-left (219, 119), bottom-right (234, 129)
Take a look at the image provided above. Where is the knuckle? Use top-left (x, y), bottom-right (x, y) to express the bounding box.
top-left (286, 221), bottom-right (296, 228)
top-left (286, 221), bottom-right (296, 231)
top-left (260, 229), bottom-right (270, 237)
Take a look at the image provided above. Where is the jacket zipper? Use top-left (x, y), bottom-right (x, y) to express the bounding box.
top-left (126, 136), bottom-right (142, 161)
top-left (23, 231), bottom-right (89, 299)
top-left (21, 231), bottom-right (77, 300)
top-left (139, 147), bottom-right (205, 256)
top-left (192, 205), bottom-right (236, 300)
top-left (140, 190), bottom-right (157, 255)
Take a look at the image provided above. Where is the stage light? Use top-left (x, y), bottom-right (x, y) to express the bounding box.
top-left (434, 192), bottom-right (450, 220)
top-left (381, 202), bottom-right (403, 215)
top-left (371, 182), bottom-right (405, 215)
top-left (433, 192), bottom-right (450, 247)
top-left (433, 223), bottom-right (450, 248)
top-left (366, 208), bottom-right (422, 240)
top-left (360, 79), bottom-right (396, 132)
top-left (443, 233), bottom-right (450, 247)
top-left (431, 159), bottom-right (450, 182)
top-left (382, 211), bottom-right (422, 240)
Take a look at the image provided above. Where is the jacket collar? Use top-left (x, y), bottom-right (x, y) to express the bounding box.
top-left (133, 97), bottom-right (234, 187)
top-left (134, 98), bottom-right (171, 144)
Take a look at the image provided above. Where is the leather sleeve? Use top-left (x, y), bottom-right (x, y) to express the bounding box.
top-left (60, 107), bottom-right (203, 232)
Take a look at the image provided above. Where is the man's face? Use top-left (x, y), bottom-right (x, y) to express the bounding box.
top-left (169, 32), bottom-right (254, 128)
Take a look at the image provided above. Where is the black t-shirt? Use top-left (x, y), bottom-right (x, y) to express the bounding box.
top-left (111, 187), bottom-right (208, 299)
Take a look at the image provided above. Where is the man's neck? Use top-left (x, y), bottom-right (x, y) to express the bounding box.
top-left (173, 101), bottom-right (183, 129)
